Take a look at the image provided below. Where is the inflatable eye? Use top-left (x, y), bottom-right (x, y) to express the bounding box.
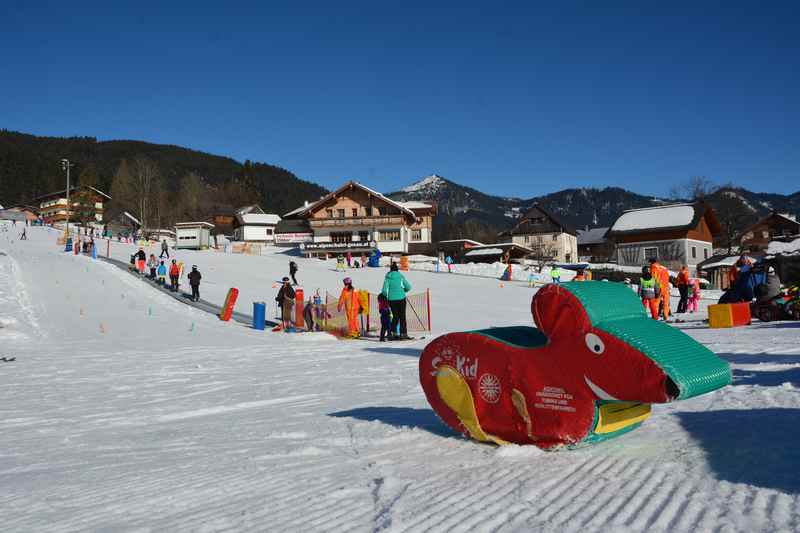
top-left (585, 333), bottom-right (605, 355)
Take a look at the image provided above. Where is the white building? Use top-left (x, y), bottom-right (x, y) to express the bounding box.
top-left (175, 222), bottom-right (215, 250)
top-left (233, 213), bottom-right (281, 243)
top-left (606, 203), bottom-right (720, 274)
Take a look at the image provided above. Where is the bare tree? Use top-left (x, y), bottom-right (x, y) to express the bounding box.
top-left (131, 157), bottom-right (160, 232)
top-left (670, 176), bottom-right (717, 201)
top-left (526, 234), bottom-right (559, 272)
top-left (714, 188), bottom-right (756, 255)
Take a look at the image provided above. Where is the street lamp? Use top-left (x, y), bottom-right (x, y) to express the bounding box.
top-left (60, 159), bottom-right (74, 234)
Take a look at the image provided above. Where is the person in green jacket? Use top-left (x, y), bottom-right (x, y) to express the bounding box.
top-left (382, 262), bottom-right (412, 340)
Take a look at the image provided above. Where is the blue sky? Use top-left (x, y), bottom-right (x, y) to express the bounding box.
top-left (2, 1), bottom-right (798, 197)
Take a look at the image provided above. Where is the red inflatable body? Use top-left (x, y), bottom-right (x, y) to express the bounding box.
top-left (419, 282), bottom-right (730, 449)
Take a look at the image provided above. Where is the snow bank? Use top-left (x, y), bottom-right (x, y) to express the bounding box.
top-left (611, 204), bottom-right (695, 231)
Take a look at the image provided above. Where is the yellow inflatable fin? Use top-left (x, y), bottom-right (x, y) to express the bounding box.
top-left (436, 366), bottom-right (508, 445)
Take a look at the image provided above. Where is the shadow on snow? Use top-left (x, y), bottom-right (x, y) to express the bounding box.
top-left (677, 408), bottom-right (800, 494)
top-left (328, 406), bottom-right (457, 438)
top-left (364, 346), bottom-right (422, 357)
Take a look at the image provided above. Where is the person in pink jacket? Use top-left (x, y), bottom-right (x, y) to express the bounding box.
top-left (687, 278), bottom-right (701, 313)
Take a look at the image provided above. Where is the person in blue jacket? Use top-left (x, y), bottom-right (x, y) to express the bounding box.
top-left (381, 262), bottom-right (412, 340)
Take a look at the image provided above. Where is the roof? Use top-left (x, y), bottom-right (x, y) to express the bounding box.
top-left (175, 221), bottom-right (215, 228)
top-left (469, 242), bottom-right (533, 252)
top-left (34, 185), bottom-right (111, 201)
top-left (438, 239), bottom-right (484, 246)
top-left (697, 254), bottom-right (751, 270)
top-left (236, 205), bottom-right (266, 216)
top-left (607, 202), bottom-right (720, 237)
top-left (502, 203), bottom-right (576, 236)
top-left (396, 201), bottom-right (433, 210)
top-left (740, 211), bottom-right (800, 237)
top-left (236, 213), bottom-right (281, 226)
top-left (285, 181), bottom-right (416, 219)
top-left (576, 227), bottom-right (610, 245)
top-left (123, 211), bottom-right (141, 226)
top-left (465, 247), bottom-right (504, 257)
top-left (767, 237), bottom-right (800, 256)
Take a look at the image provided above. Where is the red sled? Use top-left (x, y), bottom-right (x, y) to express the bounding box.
top-left (219, 288), bottom-right (239, 321)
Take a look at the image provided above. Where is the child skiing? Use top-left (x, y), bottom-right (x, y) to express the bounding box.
top-left (337, 277), bottom-right (361, 338)
top-left (639, 265), bottom-right (662, 319)
top-left (378, 293), bottom-right (392, 342)
top-left (550, 264), bottom-right (561, 284)
top-left (147, 254), bottom-right (159, 279)
top-left (336, 255), bottom-right (346, 271)
top-left (157, 260), bottom-right (167, 286)
top-left (187, 265), bottom-right (202, 302)
top-left (169, 259), bottom-right (180, 292)
top-left (687, 277), bottom-right (701, 313)
top-left (135, 248), bottom-right (147, 274)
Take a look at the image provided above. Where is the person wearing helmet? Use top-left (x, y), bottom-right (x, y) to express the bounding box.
top-left (639, 265), bottom-right (661, 320)
top-left (187, 265), bottom-right (202, 302)
top-left (337, 277), bottom-right (361, 338)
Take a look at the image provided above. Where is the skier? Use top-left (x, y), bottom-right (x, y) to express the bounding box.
top-left (337, 277), bottom-right (361, 338)
top-left (550, 264), bottom-right (561, 284)
top-left (445, 255), bottom-right (453, 273)
top-left (573, 268), bottom-right (586, 281)
top-left (675, 265), bottom-right (690, 313)
top-left (169, 259), bottom-right (180, 292)
top-left (378, 293), bottom-right (392, 342)
top-left (157, 260), bottom-right (167, 286)
top-left (336, 255), bottom-right (346, 271)
top-left (135, 248), bottom-right (147, 275)
top-left (160, 239), bottom-right (170, 259)
top-left (687, 277), bottom-right (701, 313)
top-left (289, 260), bottom-right (299, 286)
top-left (382, 262), bottom-right (412, 340)
top-left (649, 258), bottom-right (671, 320)
top-left (275, 277), bottom-right (296, 331)
top-left (187, 265), bottom-right (202, 302)
top-left (147, 254), bottom-right (159, 279)
top-left (19, 227), bottom-right (27, 240)
top-left (639, 265), bottom-right (661, 320)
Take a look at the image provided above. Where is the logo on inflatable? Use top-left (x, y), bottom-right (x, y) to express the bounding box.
top-left (456, 355), bottom-right (478, 380)
top-left (479, 373), bottom-right (501, 403)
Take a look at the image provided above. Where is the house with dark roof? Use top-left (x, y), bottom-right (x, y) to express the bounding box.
top-left (35, 185), bottom-right (111, 226)
top-left (283, 181), bottom-right (436, 257)
top-left (499, 204), bottom-right (577, 263)
top-left (576, 226), bottom-right (612, 262)
top-left (606, 202), bottom-right (721, 274)
top-left (739, 211), bottom-right (800, 255)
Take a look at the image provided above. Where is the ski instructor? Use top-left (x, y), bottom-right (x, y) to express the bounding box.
top-left (381, 262), bottom-right (412, 340)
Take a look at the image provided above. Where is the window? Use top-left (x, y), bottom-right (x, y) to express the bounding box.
top-left (337, 209), bottom-right (345, 218)
top-left (691, 246), bottom-right (696, 259)
top-left (266, 228), bottom-right (274, 235)
top-left (366, 207), bottom-right (373, 216)
top-left (524, 235), bottom-right (530, 244)
top-left (331, 232), bottom-right (352, 243)
top-left (411, 229), bottom-right (422, 241)
top-left (552, 234), bottom-right (558, 241)
top-left (378, 229), bottom-right (401, 241)
top-left (644, 247), bottom-right (658, 261)
top-left (358, 231), bottom-right (370, 242)
top-left (704, 248), bottom-right (708, 259)
top-left (326, 209), bottom-right (334, 218)
top-left (352, 208), bottom-right (358, 217)
top-left (762, 230), bottom-right (769, 239)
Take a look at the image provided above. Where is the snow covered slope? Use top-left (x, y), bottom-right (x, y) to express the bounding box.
top-left (2, 223), bottom-right (800, 532)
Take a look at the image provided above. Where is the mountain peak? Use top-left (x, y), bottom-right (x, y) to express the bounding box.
top-left (401, 174), bottom-right (447, 193)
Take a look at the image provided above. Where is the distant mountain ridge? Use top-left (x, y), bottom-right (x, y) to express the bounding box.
top-left (390, 175), bottom-right (800, 242)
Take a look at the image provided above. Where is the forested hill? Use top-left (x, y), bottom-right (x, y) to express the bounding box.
top-left (0, 130), bottom-right (328, 218)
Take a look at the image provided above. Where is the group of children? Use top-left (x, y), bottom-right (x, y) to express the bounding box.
top-left (130, 248), bottom-right (201, 300)
top-left (638, 260), bottom-right (701, 320)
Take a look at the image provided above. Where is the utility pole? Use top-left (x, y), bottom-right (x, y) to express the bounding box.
top-left (60, 159), bottom-right (74, 235)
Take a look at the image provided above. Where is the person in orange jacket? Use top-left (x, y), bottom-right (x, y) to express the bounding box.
top-left (648, 258), bottom-right (671, 320)
top-left (573, 268), bottom-right (586, 281)
top-left (337, 277), bottom-right (361, 338)
top-left (675, 265), bottom-right (690, 313)
top-left (168, 259), bottom-right (181, 292)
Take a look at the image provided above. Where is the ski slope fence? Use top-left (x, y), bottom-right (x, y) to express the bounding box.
top-left (320, 289), bottom-right (431, 337)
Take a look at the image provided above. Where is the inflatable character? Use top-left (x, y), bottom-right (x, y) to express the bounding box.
top-left (419, 281), bottom-right (731, 449)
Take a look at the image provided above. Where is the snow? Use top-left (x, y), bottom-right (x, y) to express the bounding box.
top-left (464, 247), bottom-right (503, 256)
top-left (767, 237), bottom-right (800, 256)
top-left (610, 204), bottom-right (695, 232)
top-left (395, 201), bottom-right (432, 210)
top-left (400, 174), bottom-right (446, 193)
top-left (237, 213), bottom-right (281, 225)
top-left (701, 256), bottom-right (743, 269)
top-left (2, 222), bottom-right (800, 531)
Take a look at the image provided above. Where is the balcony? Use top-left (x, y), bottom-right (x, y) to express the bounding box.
top-left (309, 216), bottom-right (405, 228)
